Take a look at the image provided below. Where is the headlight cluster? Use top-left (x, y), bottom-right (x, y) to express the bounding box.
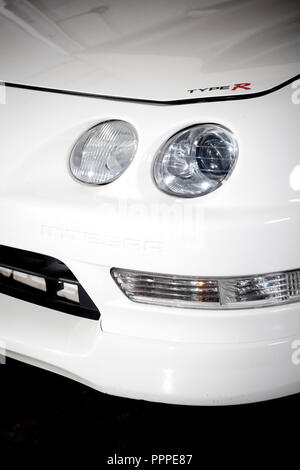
top-left (153, 124), bottom-right (238, 197)
top-left (69, 121), bottom-right (238, 197)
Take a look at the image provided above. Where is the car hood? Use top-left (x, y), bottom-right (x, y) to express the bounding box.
top-left (0, 0), bottom-right (299, 102)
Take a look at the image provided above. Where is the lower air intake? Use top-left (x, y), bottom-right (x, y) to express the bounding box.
top-left (0, 245), bottom-right (100, 320)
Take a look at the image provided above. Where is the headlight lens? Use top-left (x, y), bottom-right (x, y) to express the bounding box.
top-left (70, 120), bottom-right (138, 184)
top-left (153, 124), bottom-right (238, 197)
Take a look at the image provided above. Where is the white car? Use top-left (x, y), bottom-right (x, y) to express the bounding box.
top-left (0, 0), bottom-right (299, 406)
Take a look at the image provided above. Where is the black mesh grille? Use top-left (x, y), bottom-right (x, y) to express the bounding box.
top-left (0, 245), bottom-right (100, 320)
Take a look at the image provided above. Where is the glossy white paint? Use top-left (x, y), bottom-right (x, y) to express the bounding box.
top-left (0, 0), bottom-right (299, 100)
top-left (0, 1), bottom-right (300, 405)
top-left (0, 79), bottom-right (300, 404)
top-left (0, 84), bottom-right (299, 276)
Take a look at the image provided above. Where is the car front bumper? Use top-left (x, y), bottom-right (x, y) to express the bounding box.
top-left (1, 292), bottom-right (300, 406)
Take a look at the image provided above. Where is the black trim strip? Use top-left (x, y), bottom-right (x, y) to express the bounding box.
top-left (4, 74), bottom-right (300, 106)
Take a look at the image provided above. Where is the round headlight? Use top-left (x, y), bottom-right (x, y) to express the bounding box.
top-left (70, 120), bottom-right (138, 184)
top-left (153, 124), bottom-right (238, 197)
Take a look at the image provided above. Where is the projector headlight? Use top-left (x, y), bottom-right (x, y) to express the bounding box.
top-left (153, 124), bottom-right (238, 197)
top-left (70, 120), bottom-right (138, 184)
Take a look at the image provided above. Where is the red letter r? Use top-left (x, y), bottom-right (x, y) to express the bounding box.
top-left (232, 83), bottom-right (251, 90)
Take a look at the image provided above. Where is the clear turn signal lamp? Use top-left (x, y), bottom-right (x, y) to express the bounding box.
top-left (111, 268), bottom-right (300, 309)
